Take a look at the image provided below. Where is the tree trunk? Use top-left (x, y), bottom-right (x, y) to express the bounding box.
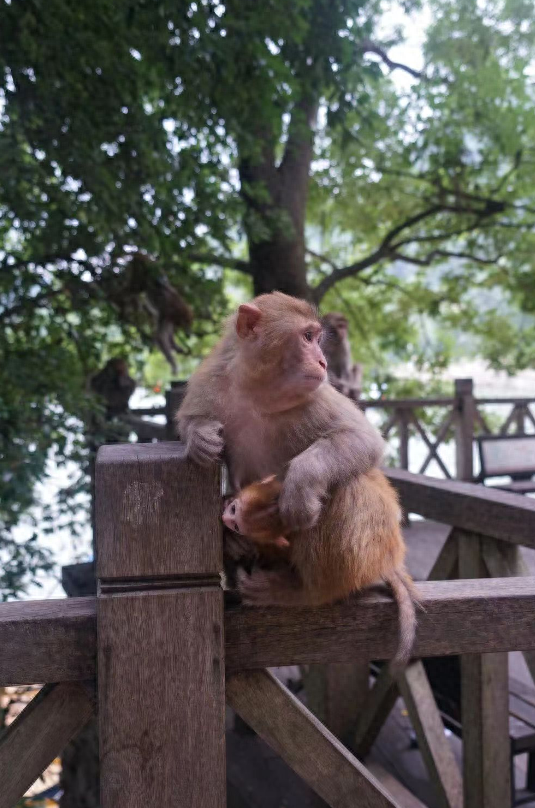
top-left (249, 238), bottom-right (311, 299)
top-left (241, 99), bottom-right (317, 301)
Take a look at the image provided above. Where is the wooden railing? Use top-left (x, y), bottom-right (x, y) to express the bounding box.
top-left (2, 444), bottom-right (535, 807)
top-left (132, 378), bottom-right (535, 480)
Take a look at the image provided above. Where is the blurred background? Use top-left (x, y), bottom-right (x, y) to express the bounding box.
top-left (1, 0), bottom-right (534, 805)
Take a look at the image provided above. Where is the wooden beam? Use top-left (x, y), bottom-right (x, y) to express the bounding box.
top-left (227, 669), bottom-right (401, 808)
top-left (0, 682), bottom-right (94, 808)
top-left (0, 597), bottom-right (95, 685)
top-left (225, 577), bottom-right (535, 670)
top-left (397, 662), bottom-right (462, 808)
top-left (96, 444), bottom-right (226, 808)
top-left (353, 665), bottom-right (399, 758)
top-left (386, 469), bottom-right (535, 546)
top-left (2, 576), bottom-right (535, 685)
top-left (459, 533), bottom-right (511, 808)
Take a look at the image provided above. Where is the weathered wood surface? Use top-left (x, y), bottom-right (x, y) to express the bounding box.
top-left (3, 576), bottom-right (535, 685)
top-left (397, 662), bottom-right (462, 808)
top-left (459, 533), bottom-right (511, 808)
top-left (386, 468), bottom-right (535, 546)
top-left (97, 443), bottom-right (226, 808)
top-left (98, 589), bottom-right (226, 808)
top-left (0, 597), bottom-right (95, 685)
top-left (228, 669), bottom-right (400, 808)
top-left (225, 577), bottom-right (535, 670)
top-left (0, 682), bottom-right (94, 808)
top-left (303, 662), bottom-right (369, 740)
top-left (353, 666), bottom-right (399, 759)
top-left (96, 442), bottom-right (222, 579)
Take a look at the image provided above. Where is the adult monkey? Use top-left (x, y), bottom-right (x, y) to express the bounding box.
top-left (321, 312), bottom-right (363, 401)
top-left (177, 292), bottom-right (384, 534)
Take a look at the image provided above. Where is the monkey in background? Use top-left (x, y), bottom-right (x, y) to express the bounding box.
top-left (114, 252), bottom-right (194, 374)
top-left (89, 358), bottom-right (136, 418)
top-left (178, 292), bottom-right (416, 665)
top-left (222, 471), bottom-right (416, 668)
top-left (321, 312), bottom-right (363, 401)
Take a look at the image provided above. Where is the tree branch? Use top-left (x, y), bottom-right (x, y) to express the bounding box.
top-left (305, 248), bottom-right (341, 273)
top-left (360, 39), bottom-right (427, 80)
top-left (188, 252), bottom-right (252, 274)
top-left (392, 249), bottom-right (504, 267)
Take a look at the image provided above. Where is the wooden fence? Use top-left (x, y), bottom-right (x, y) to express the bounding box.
top-left (136, 378), bottom-right (535, 480)
top-left (2, 443), bottom-right (535, 807)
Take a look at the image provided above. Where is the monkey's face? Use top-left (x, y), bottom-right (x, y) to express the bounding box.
top-left (236, 302), bottom-right (327, 402)
top-left (222, 497), bottom-right (244, 534)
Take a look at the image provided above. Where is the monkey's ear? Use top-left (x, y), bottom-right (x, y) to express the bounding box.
top-left (236, 303), bottom-right (261, 338)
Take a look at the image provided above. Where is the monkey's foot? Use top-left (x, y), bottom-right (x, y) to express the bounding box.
top-left (237, 568), bottom-right (301, 606)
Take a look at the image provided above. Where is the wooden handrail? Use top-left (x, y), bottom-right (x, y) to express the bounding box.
top-left (0, 597), bottom-right (95, 685)
top-left (3, 577), bottom-right (535, 684)
top-left (386, 468), bottom-right (535, 546)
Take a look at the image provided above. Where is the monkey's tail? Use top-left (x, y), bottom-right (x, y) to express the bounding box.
top-left (384, 569), bottom-right (418, 672)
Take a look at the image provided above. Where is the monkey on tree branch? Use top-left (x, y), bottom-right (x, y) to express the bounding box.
top-left (109, 251), bottom-right (194, 375)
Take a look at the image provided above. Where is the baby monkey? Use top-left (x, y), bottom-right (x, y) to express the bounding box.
top-left (223, 476), bottom-right (288, 550)
top-left (223, 472), bottom-right (417, 668)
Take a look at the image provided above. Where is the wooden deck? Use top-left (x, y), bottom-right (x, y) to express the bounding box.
top-left (227, 519), bottom-right (535, 808)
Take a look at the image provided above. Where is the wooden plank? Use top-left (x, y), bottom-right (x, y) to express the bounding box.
top-left (0, 597), bottom-right (96, 686)
top-left (409, 413), bottom-right (452, 479)
top-left (225, 577), bottom-right (535, 670)
top-left (454, 378), bottom-right (475, 480)
top-left (397, 662), bottom-right (462, 808)
top-left (366, 762), bottom-right (427, 808)
top-left (426, 529), bottom-right (458, 581)
top-left (227, 669), bottom-right (401, 808)
top-left (353, 665), bottom-right (399, 758)
top-left (2, 576), bottom-right (535, 687)
top-left (96, 447), bottom-right (226, 808)
top-left (386, 468), bottom-right (535, 547)
top-left (98, 589), bottom-right (226, 808)
top-left (0, 682), bottom-right (94, 808)
top-left (459, 533), bottom-right (511, 808)
top-left (96, 442), bottom-right (222, 578)
top-left (303, 662), bottom-right (369, 740)
top-left (481, 539), bottom-right (535, 691)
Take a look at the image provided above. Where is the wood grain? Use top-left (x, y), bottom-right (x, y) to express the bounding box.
top-left (303, 662), bottom-right (369, 740)
top-left (227, 669), bottom-right (400, 808)
top-left (386, 468), bottom-right (535, 546)
top-left (0, 682), bottom-right (94, 808)
top-left (225, 577), bottom-right (535, 669)
top-left (353, 665), bottom-right (398, 759)
top-left (0, 597), bottom-right (95, 685)
top-left (3, 576), bottom-right (535, 687)
top-left (96, 442), bottom-right (222, 578)
top-left (98, 589), bottom-right (226, 808)
top-left (459, 533), bottom-right (511, 808)
top-left (397, 662), bottom-right (462, 808)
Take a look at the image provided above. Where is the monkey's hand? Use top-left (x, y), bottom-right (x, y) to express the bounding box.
top-left (279, 464), bottom-right (324, 531)
top-left (184, 418), bottom-right (224, 466)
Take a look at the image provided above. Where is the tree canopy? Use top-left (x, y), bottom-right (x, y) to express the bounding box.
top-left (1, 0), bottom-right (534, 595)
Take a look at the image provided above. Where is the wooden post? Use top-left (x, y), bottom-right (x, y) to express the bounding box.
top-left (95, 442), bottom-right (226, 808)
top-left (454, 379), bottom-right (475, 481)
top-left (165, 380), bottom-right (188, 439)
top-left (397, 408), bottom-right (410, 471)
top-left (458, 531), bottom-right (511, 808)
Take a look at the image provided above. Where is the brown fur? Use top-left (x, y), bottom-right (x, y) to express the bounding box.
top-left (178, 292), bottom-right (416, 667)
top-left (230, 470), bottom-right (416, 668)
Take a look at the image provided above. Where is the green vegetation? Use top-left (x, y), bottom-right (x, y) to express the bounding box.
top-left (1, 0), bottom-right (534, 596)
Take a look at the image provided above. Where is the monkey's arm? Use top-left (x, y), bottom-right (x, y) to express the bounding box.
top-left (280, 405), bottom-right (384, 530)
top-left (176, 361), bottom-right (224, 465)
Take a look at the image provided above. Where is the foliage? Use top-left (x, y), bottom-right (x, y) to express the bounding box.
top-left (1, 0), bottom-right (535, 595)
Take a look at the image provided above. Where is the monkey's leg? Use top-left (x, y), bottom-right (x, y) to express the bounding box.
top-left (238, 567), bottom-right (310, 606)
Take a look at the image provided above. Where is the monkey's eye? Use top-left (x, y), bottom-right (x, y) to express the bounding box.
top-left (230, 502), bottom-right (236, 515)
top-left (303, 330), bottom-right (314, 342)
top-left (234, 522), bottom-right (240, 533)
